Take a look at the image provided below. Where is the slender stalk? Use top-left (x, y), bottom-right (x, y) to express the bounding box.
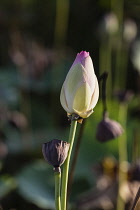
top-left (132, 128), bottom-right (139, 163)
top-left (112, 0), bottom-right (125, 91)
top-left (61, 118), bottom-right (78, 210)
top-left (116, 103), bottom-right (128, 210)
top-left (99, 39), bottom-right (112, 98)
top-left (67, 120), bottom-right (86, 199)
top-left (99, 72), bottom-right (108, 115)
top-left (54, 0), bottom-right (70, 47)
top-left (131, 187), bottom-right (140, 210)
top-left (118, 104), bottom-right (128, 161)
top-left (54, 169), bottom-right (61, 210)
top-left (120, 46), bottom-right (129, 89)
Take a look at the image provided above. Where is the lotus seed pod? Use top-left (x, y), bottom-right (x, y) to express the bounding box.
top-left (96, 116), bottom-right (123, 142)
top-left (42, 139), bottom-right (70, 171)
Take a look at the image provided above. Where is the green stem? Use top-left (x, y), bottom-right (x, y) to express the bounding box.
top-left (67, 120), bottom-right (86, 199)
top-left (61, 118), bottom-right (78, 210)
top-left (99, 39), bottom-right (112, 98)
top-left (116, 103), bottom-right (128, 210)
top-left (132, 127), bottom-right (140, 163)
top-left (54, 0), bottom-right (70, 47)
top-left (111, 0), bottom-right (125, 91)
top-left (131, 187), bottom-right (140, 210)
top-left (54, 169), bottom-right (61, 210)
top-left (118, 104), bottom-right (128, 161)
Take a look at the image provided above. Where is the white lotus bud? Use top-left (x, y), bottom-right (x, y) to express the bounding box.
top-left (60, 51), bottom-right (99, 118)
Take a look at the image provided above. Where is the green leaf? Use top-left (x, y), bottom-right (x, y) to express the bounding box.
top-left (16, 160), bottom-right (55, 209)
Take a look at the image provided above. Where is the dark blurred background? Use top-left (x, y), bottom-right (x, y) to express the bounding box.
top-left (0, 0), bottom-right (140, 209)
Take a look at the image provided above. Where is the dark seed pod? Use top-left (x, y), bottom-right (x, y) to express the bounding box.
top-left (96, 116), bottom-right (123, 143)
top-left (128, 160), bottom-right (140, 181)
top-left (42, 139), bottom-right (70, 170)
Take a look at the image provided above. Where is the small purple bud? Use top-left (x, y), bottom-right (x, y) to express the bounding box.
top-left (42, 139), bottom-right (70, 170)
top-left (96, 116), bottom-right (124, 143)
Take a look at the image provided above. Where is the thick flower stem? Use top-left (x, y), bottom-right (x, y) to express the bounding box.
top-left (67, 119), bottom-right (86, 200)
top-left (99, 72), bottom-right (108, 115)
top-left (116, 103), bottom-right (128, 210)
top-left (61, 118), bottom-right (78, 210)
top-left (54, 170), bottom-right (61, 210)
top-left (99, 39), bottom-right (112, 98)
top-left (131, 187), bottom-right (140, 210)
top-left (54, 0), bottom-right (69, 47)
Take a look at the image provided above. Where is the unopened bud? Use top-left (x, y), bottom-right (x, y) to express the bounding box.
top-left (42, 139), bottom-right (70, 171)
top-left (60, 51), bottom-right (99, 118)
top-left (96, 115), bottom-right (123, 142)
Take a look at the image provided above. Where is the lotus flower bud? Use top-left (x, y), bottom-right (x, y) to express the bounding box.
top-left (60, 51), bottom-right (99, 118)
top-left (42, 139), bottom-right (70, 171)
top-left (96, 114), bottom-right (123, 142)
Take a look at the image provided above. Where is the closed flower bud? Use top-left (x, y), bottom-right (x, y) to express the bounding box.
top-left (42, 139), bottom-right (70, 171)
top-left (96, 115), bottom-right (123, 142)
top-left (60, 51), bottom-right (99, 118)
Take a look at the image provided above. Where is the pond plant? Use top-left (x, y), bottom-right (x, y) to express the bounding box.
top-left (42, 51), bottom-right (99, 210)
top-left (42, 50), bottom-right (140, 210)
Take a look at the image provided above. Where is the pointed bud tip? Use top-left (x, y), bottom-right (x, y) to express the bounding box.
top-left (78, 51), bottom-right (89, 58)
top-left (60, 50), bottom-right (99, 118)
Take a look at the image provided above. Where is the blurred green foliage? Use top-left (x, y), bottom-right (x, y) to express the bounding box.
top-left (0, 0), bottom-right (140, 209)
